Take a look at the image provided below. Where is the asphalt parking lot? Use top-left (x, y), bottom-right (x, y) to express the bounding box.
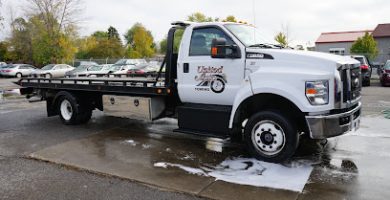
top-left (1, 76), bottom-right (390, 200)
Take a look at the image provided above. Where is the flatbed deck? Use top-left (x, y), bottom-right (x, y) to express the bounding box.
top-left (17, 77), bottom-right (170, 96)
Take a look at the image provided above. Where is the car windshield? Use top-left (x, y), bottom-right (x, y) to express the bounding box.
top-left (74, 65), bottom-right (89, 72)
top-left (354, 57), bottom-right (365, 65)
top-left (110, 65), bottom-right (123, 71)
top-left (224, 24), bottom-right (272, 47)
top-left (4, 65), bottom-right (16, 68)
top-left (385, 62), bottom-right (390, 70)
top-left (102, 65), bottom-right (112, 70)
top-left (41, 64), bottom-right (55, 70)
top-left (115, 59), bottom-right (138, 65)
top-left (89, 65), bottom-right (103, 71)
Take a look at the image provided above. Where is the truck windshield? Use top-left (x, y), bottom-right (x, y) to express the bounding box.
top-left (225, 24), bottom-right (271, 47)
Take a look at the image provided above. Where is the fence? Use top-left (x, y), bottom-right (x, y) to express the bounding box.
top-left (69, 56), bottom-right (165, 66)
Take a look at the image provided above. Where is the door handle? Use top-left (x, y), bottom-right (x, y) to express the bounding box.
top-left (183, 63), bottom-right (189, 73)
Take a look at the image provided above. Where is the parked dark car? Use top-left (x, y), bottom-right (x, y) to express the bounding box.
top-left (350, 55), bottom-right (372, 86)
top-left (380, 60), bottom-right (390, 86)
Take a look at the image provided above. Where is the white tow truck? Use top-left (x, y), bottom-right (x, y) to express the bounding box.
top-left (17, 21), bottom-right (362, 163)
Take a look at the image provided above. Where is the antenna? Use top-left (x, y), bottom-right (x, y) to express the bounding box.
top-left (252, 0), bottom-right (256, 42)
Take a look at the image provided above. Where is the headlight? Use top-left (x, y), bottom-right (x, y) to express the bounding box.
top-left (306, 80), bottom-right (329, 105)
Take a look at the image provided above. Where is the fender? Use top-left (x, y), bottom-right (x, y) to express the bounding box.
top-left (228, 75), bottom-right (332, 129)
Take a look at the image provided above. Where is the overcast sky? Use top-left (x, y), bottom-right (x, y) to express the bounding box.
top-left (1, 0), bottom-right (390, 46)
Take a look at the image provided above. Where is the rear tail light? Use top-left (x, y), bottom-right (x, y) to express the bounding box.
top-left (360, 65), bottom-right (369, 70)
top-left (3, 70), bottom-right (11, 73)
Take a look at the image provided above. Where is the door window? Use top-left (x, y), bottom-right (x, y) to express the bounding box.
top-left (189, 27), bottom-right (233, 56)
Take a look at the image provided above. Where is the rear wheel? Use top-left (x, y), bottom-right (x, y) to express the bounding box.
top-left (244, 110), bottom-right (299, 163)
top-left (57, 94), bottom-right (92, 125)
top-left (16, 73), bottom-right (22, 78)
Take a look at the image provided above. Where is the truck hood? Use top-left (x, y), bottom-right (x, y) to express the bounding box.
top-left (247, 48), bottom-right (359, 70)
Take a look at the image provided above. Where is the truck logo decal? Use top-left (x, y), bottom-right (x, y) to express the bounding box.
top-left (195, 66), bottom-right (227, 93)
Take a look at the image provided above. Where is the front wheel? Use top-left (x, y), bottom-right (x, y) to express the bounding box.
top-left (244, 111), bottom-right (299, 163)
top-left (45, 73), bottom-right (52, 79)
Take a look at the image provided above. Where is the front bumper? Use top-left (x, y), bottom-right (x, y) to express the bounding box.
top-left (305, 102), bottom-right (362, 139)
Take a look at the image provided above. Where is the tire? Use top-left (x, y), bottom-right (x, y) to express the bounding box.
top-left (46, 73), bottom-right (52, 79)
top-left (57, 93), bottom-right (92, 125)
top-left (244, 110), bottom-right (299, 163)
top-left (362, 78), bottom-right (370, 86)
top-left (16, 73), bottom-right (22, 78)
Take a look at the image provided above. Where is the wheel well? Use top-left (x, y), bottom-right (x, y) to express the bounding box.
top-left (232, 93), bottom-right (308, 133)
top-left (46, 90), bottom-right (103, 117)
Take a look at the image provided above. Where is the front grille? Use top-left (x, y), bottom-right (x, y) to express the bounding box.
top-left (340, 65), bottom-right (361, 103)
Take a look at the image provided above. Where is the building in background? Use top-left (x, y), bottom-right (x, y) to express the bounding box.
top-left (315, 23), bottom-right (390, 64)
top-left (372, 24), bottom-right (390, 64)
top-left (315, 30), bottom-right (372, 55)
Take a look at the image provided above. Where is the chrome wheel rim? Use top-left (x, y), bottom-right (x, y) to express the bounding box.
top-left (251, 120), bottom-right (286, 156)
top-left (60, 100), bottom-right (73, 121)
top-left (16, 73), bottom-right (22, 78)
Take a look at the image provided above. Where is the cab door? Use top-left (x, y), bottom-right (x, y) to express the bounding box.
top-left (177, 26), bottom-right (245, 106)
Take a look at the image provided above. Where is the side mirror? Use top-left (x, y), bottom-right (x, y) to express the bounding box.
top-left (211, 38), bottom-right (241, 59)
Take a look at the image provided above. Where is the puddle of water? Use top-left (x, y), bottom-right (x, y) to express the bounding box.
top-left (154, 157), bottom-right (313, 192)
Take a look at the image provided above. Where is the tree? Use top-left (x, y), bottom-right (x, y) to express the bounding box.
top-left (124, 23), bottom-right (155, 58)
top-left (274, 32), bottom-right (288, 47)
top-left (27, 0), bottom-right (82, 34)
top-left (350, 32), bottom-right (379, 60)
top-left (0, 0), bottom-right (3, 27)
top-left (2, 0), bottom-right (82, 65)
top-left (76, 26), bottom-right (125, 59)
top-left (159, 39), bottom-right (167, 54)
top-left (187, 12), bottom-right (213, 22)
top-left (158, 29), bottom-right (184, 55)
top-left (224, 15), bottom-right (237, 22)
top-left (92, 31), bottom-right (108, 39)
top-left (108, 26), bottom-right (121, 41)
top-left (0, 41), bottom-right (8, 61)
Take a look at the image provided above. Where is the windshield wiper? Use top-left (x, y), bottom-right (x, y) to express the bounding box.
top-left (249, 43), bottom-right (284, 49)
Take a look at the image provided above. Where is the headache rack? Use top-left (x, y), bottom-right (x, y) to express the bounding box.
top-left (16, 77), bottom-right (171, 96)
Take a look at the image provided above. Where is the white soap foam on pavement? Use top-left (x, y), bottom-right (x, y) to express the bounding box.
top-left (154, 157), bottom-right (313, 192)
top-left (4, 89), bottom-right (21, 95)
top-left (123, 139), bottom-right (137, 146)
top-left (154, 162), bottom-right (207, 176)
top-left (350, 116), bottom-right (390, 138)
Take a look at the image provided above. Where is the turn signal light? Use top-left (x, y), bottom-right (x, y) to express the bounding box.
top-left (211, 47), bottom-right (218, 56)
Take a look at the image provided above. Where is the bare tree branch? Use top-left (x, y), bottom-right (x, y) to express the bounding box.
top-left (26, 0), bottom-right (83, 34)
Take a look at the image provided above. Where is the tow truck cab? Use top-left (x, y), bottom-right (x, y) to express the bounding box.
top-left (171, 21), bottom-right (361, 162)
top-left (19, 21), bottom-right (362, 163)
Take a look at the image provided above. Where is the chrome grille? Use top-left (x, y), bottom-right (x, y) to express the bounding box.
top-left (340, 64), bottom-right (361, 104)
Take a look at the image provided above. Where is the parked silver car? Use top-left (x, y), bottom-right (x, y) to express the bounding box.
top-left (31, 64), bottom-right (74, 78)
top-left (86, 64), bottom-right (113, 77)
top-left (0, 64), bottom-right (37, 78)
top-left (77, 65), bottom-right (105, 77)
top-left (65, 65), bottom-right (94, 78)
